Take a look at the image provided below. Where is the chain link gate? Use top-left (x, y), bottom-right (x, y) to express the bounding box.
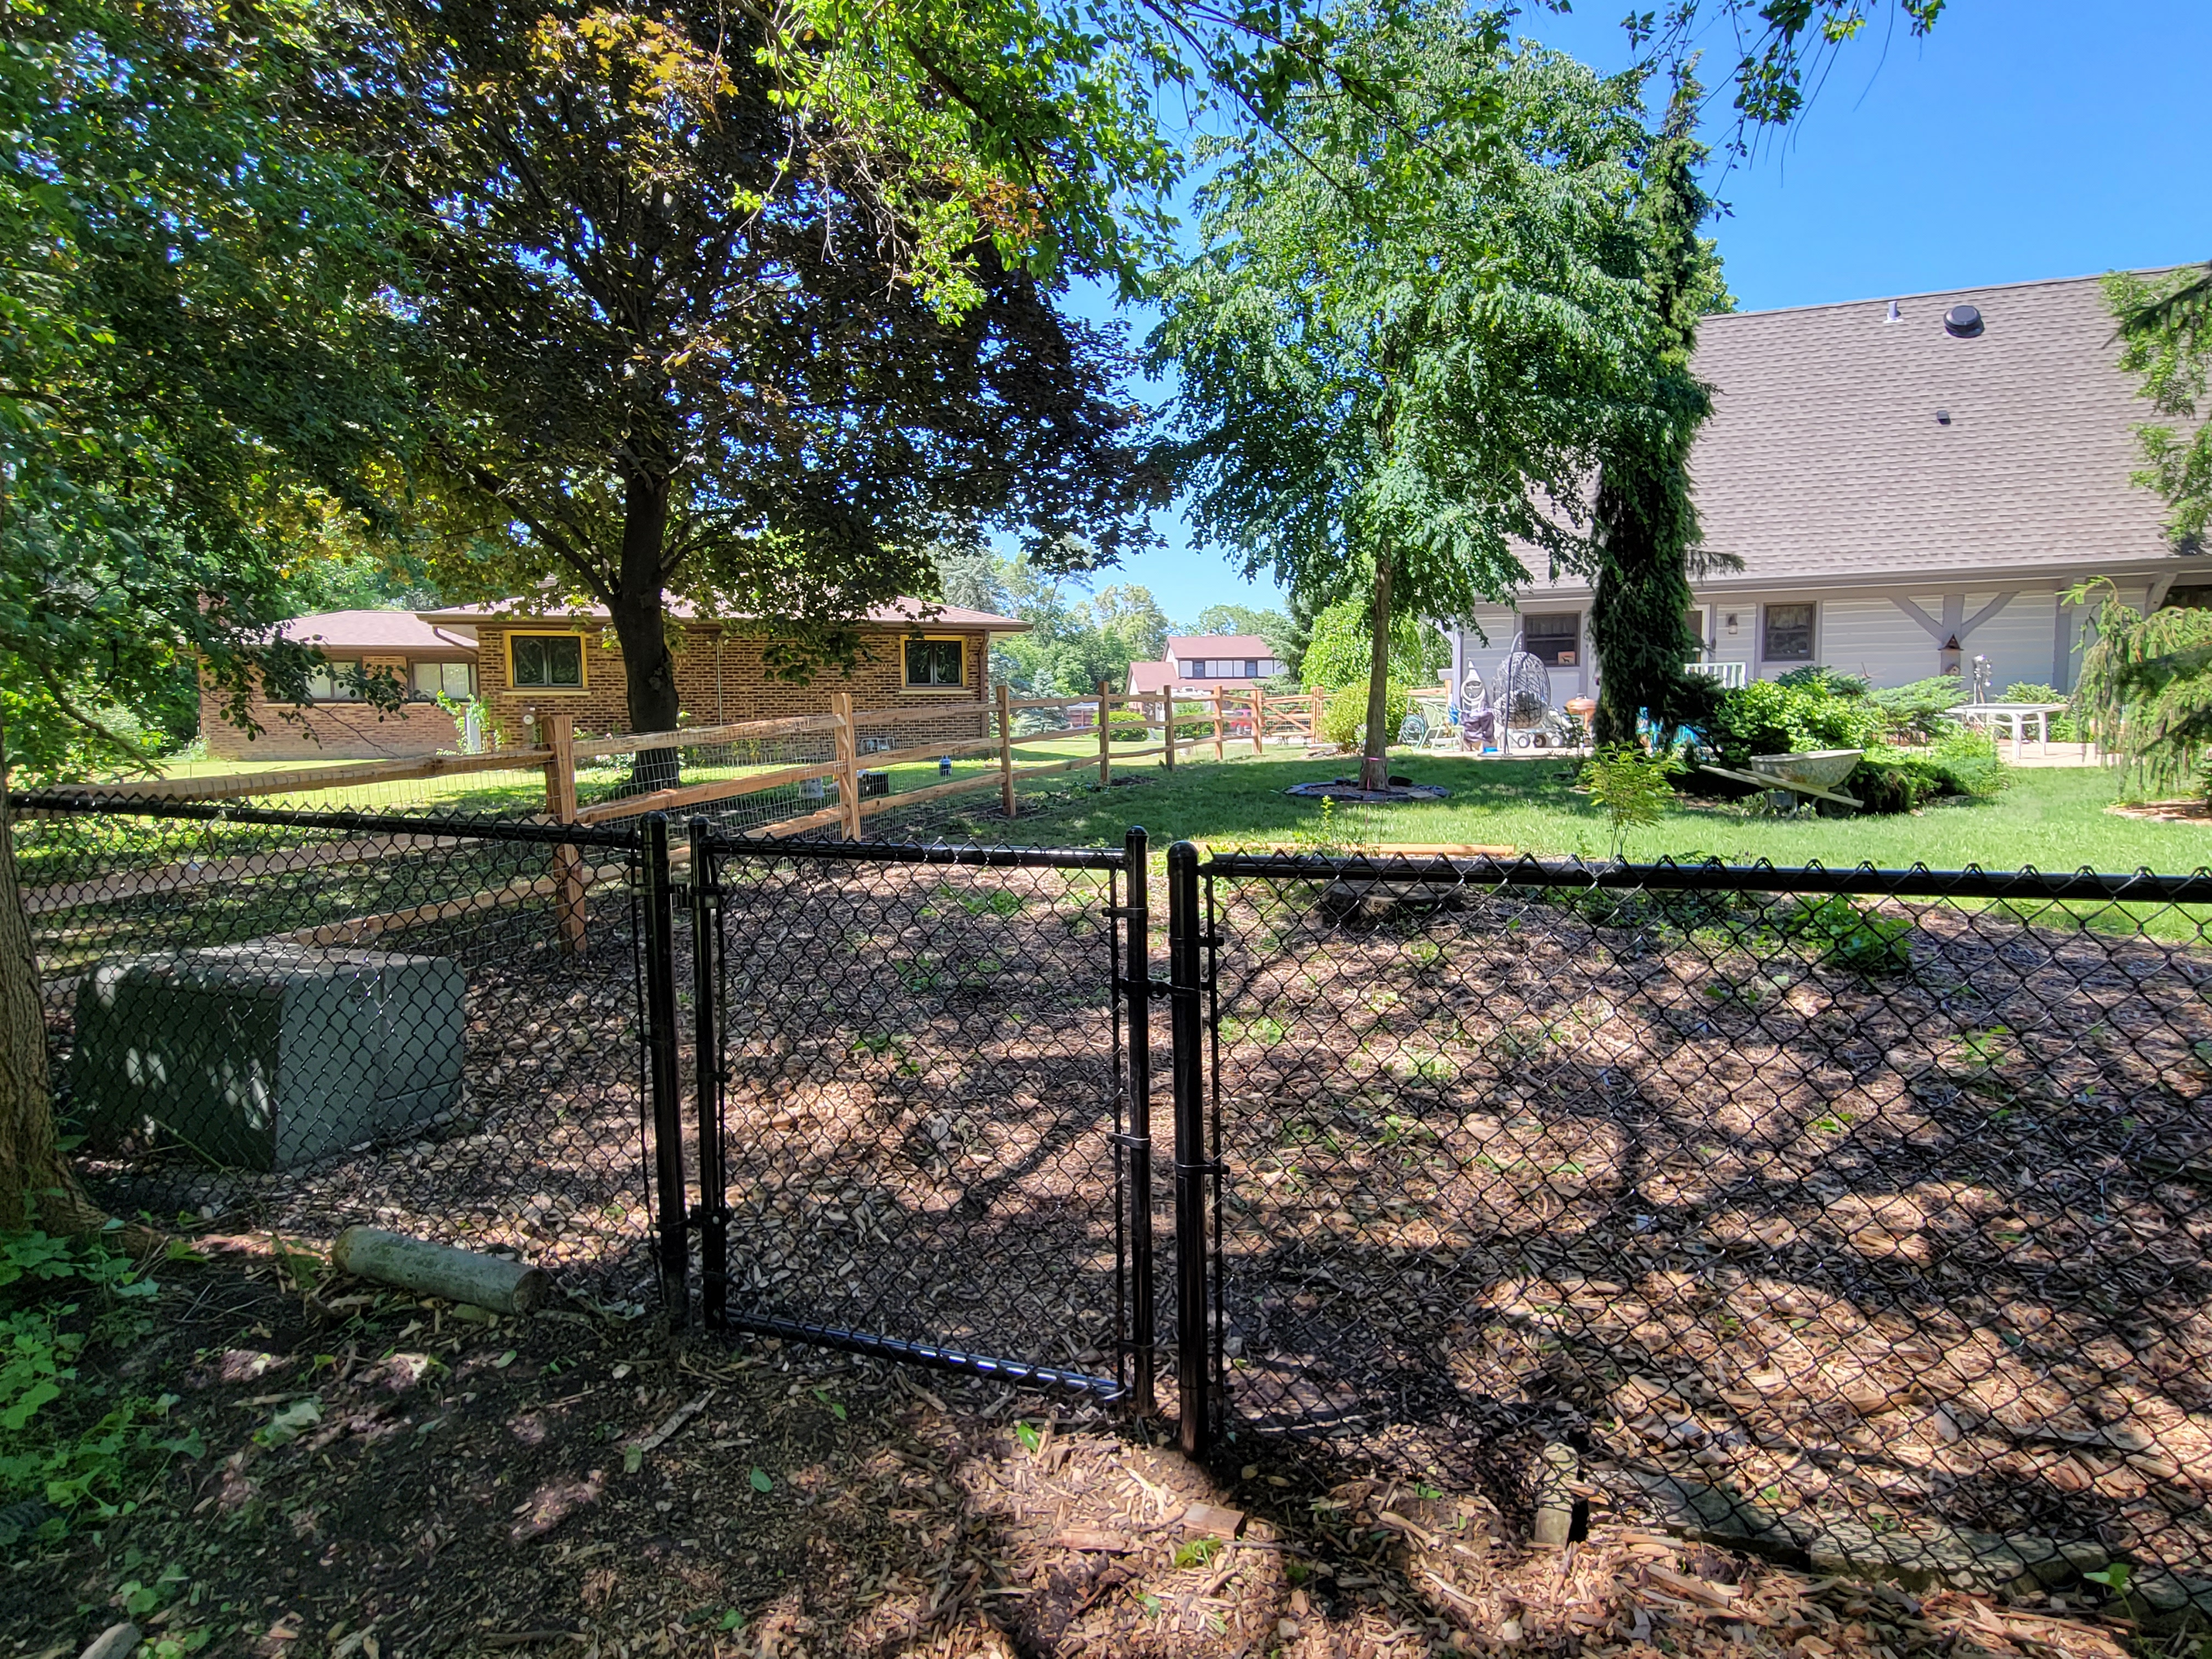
top-left (679, 822), bottom-right (1158, 1407)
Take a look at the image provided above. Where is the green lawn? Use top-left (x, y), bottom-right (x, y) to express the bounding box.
top-left (1001, 749), bottom-right (2212, 875)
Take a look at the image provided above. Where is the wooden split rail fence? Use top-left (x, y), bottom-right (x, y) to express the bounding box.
top-left (49, 685), bottom-right (1325, 953)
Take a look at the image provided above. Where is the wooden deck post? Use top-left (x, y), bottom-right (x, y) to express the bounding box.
top-left (1097, 681), bottom-right (1112, 786)
top-left (995, 681), bottom-right (1016, 820)
top-left (1250, 687), bottom-right (1267, 755)
top-left (541, 712), bottom-right (587, 955)
top-left (831, 691), bottom-right (862, 840)
top-left (1212, 686), bottom-right (1227, 762)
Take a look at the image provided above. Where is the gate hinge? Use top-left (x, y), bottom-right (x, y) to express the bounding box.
top-left (1116, 976), bottom-right (1175, 1000)
top-left (1175, 1158), bottom-right (1230, 1178)
top-left (1108, 1131), bottom-right (1152, 1151)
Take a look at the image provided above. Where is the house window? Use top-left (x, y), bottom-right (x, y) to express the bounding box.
top-left (1244, 659), bottom-right (1259, 678)
top-left (1763, 603), bottom-right (1816, 662)
top-left (904, 636), bottom-right (966, 689)
top-left (509, 633), bottom-right (585, 689)
top-left (411, 661), bottom-right (476, 701)
top-left (303, 659), bottom-right (364, 702)
top-left (1522, 613), bottom-right (1579, 667)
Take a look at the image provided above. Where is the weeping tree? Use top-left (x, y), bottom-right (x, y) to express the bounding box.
top-left (2070, 583), bottom-right (2212, 799)
top-left (1587, 71), bottom-right (1736, 749)
top-left (1153, 2), bottom-right (1657, 790)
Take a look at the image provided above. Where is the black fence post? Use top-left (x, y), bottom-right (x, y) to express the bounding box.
top-left (1167, 838), bottom-right (1212, 1457)
top-left (641, 812), bottom-right (687, 1322)
top-left (1122, 826), bottom-right (1155, 1417)
top-left (689, 817), bottom-right (726, 1330)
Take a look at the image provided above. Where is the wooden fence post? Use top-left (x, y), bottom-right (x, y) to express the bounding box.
top-left (1250, 687), bottom-right (1267, 755)
top-left (831, 691), bottom-right (862, 840)
top-left (1097, 682), bottom-right (1113, 786)
top-left (542, 712), bottom-right (588, 955)
top-left (1211, 686), bottom-right (1226, 762)
top-left (1161, 693), bottom-right (1175, 770)
top-left (995, 682), bottom-right (1016, 820)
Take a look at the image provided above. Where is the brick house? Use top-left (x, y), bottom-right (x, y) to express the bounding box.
top-left (200, 610), bottom-right (480, 760)
top-left (413, 596), bottom-right (1029, 750)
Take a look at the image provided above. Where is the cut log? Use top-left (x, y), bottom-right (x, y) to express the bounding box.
top-left (331, 1226), bottom-right (549, 1313)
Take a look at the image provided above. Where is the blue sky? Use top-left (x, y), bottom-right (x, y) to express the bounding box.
top-left (1073, 0), bottom-right (2212, 627)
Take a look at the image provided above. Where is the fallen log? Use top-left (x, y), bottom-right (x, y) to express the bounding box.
top-left (331, 1226), bottom-right (550, 1314)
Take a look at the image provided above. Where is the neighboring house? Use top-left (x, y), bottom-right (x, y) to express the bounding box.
top-left (413, 596), bottom-right (1029, 750)
top-left (1448, 271), bottom-right (2209, 703)
top-left (200, 610), bottom-right (479, 760)
top-left (1126, 634), bottom-right (1288, 697)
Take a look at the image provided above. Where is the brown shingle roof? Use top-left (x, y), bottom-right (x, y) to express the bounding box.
top-left (275, 610), bottom-right (477, 654)
top-left (1167, 634), bottom-right (1273, 657)
top-left (1685, 270), bottom-right (2186, 586)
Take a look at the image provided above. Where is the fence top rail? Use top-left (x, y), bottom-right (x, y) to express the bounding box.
top-left (10, 791), bottom-right (646, 852)
top-left (1197, 844), bottom-right (2212, 904)
top-left (36, 748), bottom-right (556, 804)
top-left (705, 829), bottom-right (1127, 871)
top-left (569, 713), bottom-right (845, 760)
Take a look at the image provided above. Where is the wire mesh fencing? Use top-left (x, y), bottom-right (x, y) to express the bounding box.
top-left (1183, 850), bottom-right (2212, 1602)
top-left (15, 794), bottom-right (668, 1301)
top-left (689, 828), bottom-right (1151, 1401)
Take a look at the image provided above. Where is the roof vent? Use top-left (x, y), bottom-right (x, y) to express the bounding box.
top-left (1944, 303), bottom-right (1984, 338)
top-left (1886, 300), bottom-right (1901, 323)
top-left (1936, 409), bottom-right (1952, 425)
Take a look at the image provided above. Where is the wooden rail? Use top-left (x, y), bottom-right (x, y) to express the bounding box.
top-left (55, 748), bottom-right (554, 805)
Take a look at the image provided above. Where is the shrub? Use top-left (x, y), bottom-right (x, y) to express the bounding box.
top-left (1774, 664), bottom-right (1871, 697)
top-left (1928, 725), bottom-right (2008, 797)
top-left (1579, 744), bottom-right (1680, 860)
top-left (1847, 750), bottom-right (1949, 814)
top-left (1997, 682), bottom-right (2080, 741)
top-left (1866, 675), bottom-right (1965, 743)
top-left (1703, 679), bottom-right (1885, 768)
top-left (1773, 894), bottom-right (1913, 973)
top-left (1318, 682), bottom-right (1410, 751)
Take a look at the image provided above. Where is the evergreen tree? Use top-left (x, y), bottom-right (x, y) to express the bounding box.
top-left (1589, 71), bottom-right (1735, 748)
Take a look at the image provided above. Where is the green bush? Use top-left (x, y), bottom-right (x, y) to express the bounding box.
top-left (1866, 675), bottom-right (1965, 743)
top-left (1928, 725), bottom-right (2008, 797)
top-left (1703, 679), bottom-right (1886, 768)
top-left (1772, 895), bottom-right (1912, 973)
top-left (1318, 682), bottom-right (1410, 751)
top-left (1847, 750), bottom-right (1949, 814)
top-left (1774, 664), bottom-right (1870, 697)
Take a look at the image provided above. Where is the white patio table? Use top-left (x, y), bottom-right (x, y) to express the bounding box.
top-left (1946, 702), bottom-right (2069, 754)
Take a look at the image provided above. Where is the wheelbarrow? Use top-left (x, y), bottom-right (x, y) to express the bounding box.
top-left (1699, 748), bottom-right (1863, 810)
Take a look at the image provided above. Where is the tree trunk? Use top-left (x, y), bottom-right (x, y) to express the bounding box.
top-left (1361, 545), bottom-right (1396, 791)
top-left (610, 470), bottom-right (681, 791)
top-left (0, 734), bottom-right (105, 1233)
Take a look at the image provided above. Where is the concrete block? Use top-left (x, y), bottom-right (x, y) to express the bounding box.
top-left (73, 944), bottom-right (465, 1170)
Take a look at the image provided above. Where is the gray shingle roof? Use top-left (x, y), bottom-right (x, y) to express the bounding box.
top-left (1684, 269), bottom-right (2187, 588)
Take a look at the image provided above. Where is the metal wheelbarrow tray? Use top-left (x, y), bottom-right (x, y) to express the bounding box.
top-left (1697, 747), bottom-right (1864, 809)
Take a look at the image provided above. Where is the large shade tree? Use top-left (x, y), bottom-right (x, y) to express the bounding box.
top-left (313, 1), bottom-right (1167, 775)
top-left (1, 0), bottom-right (408, 1228)
top-left (1152, 1), bottom-right (1658, 788)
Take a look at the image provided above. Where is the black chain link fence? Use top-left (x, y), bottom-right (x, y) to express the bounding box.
top-left (688, 829), bottom-right (1149, 1401)
top-left (1187, 850), bottom-right (2212, 1606)
top-left (15, 794), bottom-right (665, 1302)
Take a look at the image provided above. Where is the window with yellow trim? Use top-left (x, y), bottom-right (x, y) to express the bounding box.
top-left (902, 636), bottom-right (966, 689)
top-left (508, 631), bottom-right (586, 689)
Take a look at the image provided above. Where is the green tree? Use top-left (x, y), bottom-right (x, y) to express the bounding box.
top-left (1152, 2), bottom-right (1656, 788)
top-left (1588, 70), bottom-right (1737, 748)
top-left (1, 0), bottom-right (409, 1229)
top-left (2107, 264), bottom-right (2211, 548)
top-left (1091, 585), bottom-right (1173, 661)
top-left (317, 1), bottom-right (1165, 780)
top-left (1299, 600), bottom-right (1442, 692)
top-left (1189, 603), bottom-right (1295, 660)
top-left (2069, 580), bottom-right (2212, 798)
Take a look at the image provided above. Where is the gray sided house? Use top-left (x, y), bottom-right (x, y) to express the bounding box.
top-left (1448, 271), bottom-right (2205, 702)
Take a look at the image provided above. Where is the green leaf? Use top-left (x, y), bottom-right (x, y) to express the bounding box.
top-left (748, 1466), bottom-right (773, 1493)
top-left (1014, 1421), bottom-right (1042, 1452)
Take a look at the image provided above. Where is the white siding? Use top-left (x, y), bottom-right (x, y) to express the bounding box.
top-left (1815, 595), bottom-right (1942, 686)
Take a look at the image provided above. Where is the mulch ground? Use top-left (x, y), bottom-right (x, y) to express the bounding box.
top-left (4, 1240), bottom-right (2169, 1659)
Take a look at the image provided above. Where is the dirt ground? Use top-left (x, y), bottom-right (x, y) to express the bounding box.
top-left (5, 1239), bottom-right (2180, 1659)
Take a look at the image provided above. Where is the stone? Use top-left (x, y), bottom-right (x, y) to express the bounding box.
top-left (1532, 1442), bottom-right (1585, 1547)
top-left (74, 944), bottom-right (465, 1170)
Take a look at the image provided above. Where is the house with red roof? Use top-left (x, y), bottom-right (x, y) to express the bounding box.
top-left (202, 596), bottom-right (1032, 759)
top-left (1125, 634), bottom-right (1288, 698)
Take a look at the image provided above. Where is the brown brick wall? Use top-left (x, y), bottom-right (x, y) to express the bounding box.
top-left (477, 622), bottom-right (991, 748)
top-left (200, 653), bottom-right (467, 761)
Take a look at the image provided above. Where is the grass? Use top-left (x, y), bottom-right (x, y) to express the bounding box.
top-left (1001, 748), bottom-right (2211, 875)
